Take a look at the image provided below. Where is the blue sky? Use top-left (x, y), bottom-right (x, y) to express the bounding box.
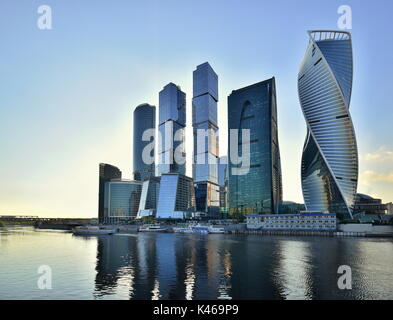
top-left (0, 0), bottom-right (392, 217)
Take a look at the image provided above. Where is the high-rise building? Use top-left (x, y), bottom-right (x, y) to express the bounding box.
top-left (227, 78), bottom-right (282, 216)
top-left (156, 173), bottom-right (196, 219)
top-left (133, 103), bottom-right (156, 181)
top-left (298, 30), bottom-right (358, 220)
top-left (157, 83), bottom-right (186, 176)
top-left (103, 179), bottom-right (142, 223)
top-left (98, 163), bottom-right (122, 223)
top-left (192, 62), bottom-right (220, 218)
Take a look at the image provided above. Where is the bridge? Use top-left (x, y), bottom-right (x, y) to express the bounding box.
top-left (0, 216), bottom-right (94, 230)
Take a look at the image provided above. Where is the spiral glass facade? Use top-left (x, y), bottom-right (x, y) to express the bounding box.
top-left (298, 30), bottom-right (358, 220)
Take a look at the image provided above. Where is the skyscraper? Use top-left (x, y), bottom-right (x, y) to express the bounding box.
top-left (228, 78), bottom-right (282, 216)
top-left (133, 103), bottom-right (156, 181)
top-left (157, 83), bottom-right (186, 176)
top-left (298, 30), bottom-right (358, 220)
top-left (98, 163), bottom-right (122, 223)
top-left (192, 62), bottom-right (220, 218)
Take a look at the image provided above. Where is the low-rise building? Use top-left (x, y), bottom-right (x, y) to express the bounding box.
top-left (103, 179), bottom-right (142, 224)
top-left (246, 212), bottom-right (337, 231)
top-left (156, 173), bottom-right (196, 219)
top-left (386, 202), bottom-right (393, 215)
top-left (137, 176), bottom-right (160, 219)
top-left (353, 193), bottom-right (387, 215)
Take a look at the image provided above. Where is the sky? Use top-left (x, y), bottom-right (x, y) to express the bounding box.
top-left (0, 0), bottom-right (392, 218)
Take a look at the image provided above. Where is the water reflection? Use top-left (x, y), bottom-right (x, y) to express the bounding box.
top-left (90, 233), bottom-right (393, 300)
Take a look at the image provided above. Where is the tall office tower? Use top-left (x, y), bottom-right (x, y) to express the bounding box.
top-left (298, 31), bottom-right (358, 220)
top-left (157, 83), bottom-right (186, 176)
top-left (98, 163), bottom-right (122, 223)
top-left (133, 103), bottom-right (156, 181)
top-left (192, 62), bottom-right (220, 218)
top-left (103, 179), bottom-right (142, 224)
top-left (156, 173), bottom-right (196, 219)
top-left (228, 78), bottom-right (282, 216)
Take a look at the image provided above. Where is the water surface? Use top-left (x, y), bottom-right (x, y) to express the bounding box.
top-left (0, 226), bottom-right (392, 300)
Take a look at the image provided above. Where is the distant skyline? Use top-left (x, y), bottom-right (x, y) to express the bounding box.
top-left (0, 0), bottom-right (392, 217)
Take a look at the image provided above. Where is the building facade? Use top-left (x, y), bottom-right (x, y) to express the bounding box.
top-left (98, 163), bottom-right (122, 223)
top-left (298, 30), bottom-right (358, 220)
top-left (218, 156), bottom-right (228, 217)
top-left (353, 193), bottom-right (387, 215)
top-left (387, 203), bottom-right (393, 215)
top-left (227, 78), bottom-right (282, 216)
top-left (192, 62), bottom-right (220, 218)
top-left (133, 103), bottom-right (156, 181)
top-left (137, 176), bottom-right (161, 218)
top-left (103, 179), bottom-right (142, 223)
top-left (246, 212), bottom-right (337, 231)
top-left (157, 83), bottom-right (186, 176)
top-left (278, 201), bottom-right (306, 214)
top-left (156, 173), bottom-right (195, 219)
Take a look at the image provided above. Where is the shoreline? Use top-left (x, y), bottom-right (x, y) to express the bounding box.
top-left (26, 223), bottom-right (393, 238)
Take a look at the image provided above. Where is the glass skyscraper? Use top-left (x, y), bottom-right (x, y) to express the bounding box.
top-left (98, 163), bottom-right (122, 223)
top-left (157, 83), bottom-right (186, 176)
top-left (298, 31), bottom-right (358, 220)
top-left (103, 179), bottom-right (142, 223)
top-left (227, 78), bottom-right (282, 216)
top-left (192, 62), bottom-right (220, 218)
top-left (133, 103), bottom-right (156, 181)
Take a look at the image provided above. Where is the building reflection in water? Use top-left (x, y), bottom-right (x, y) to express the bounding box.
top-left (93, 234), bottom-right (391, 300)
top-left (94, 235), bottom-right (136, 299)
top-left (274, 239), bottom-right (314, 299)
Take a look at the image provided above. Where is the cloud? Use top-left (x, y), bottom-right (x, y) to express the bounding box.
top-left (364, 147), bottom-right (393, 162)
top-left (360, 170), bottom-right (393, 186)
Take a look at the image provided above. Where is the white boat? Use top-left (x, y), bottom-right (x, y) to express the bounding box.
top-left (72, 226), bottom-right (115, 236)
top-left (173, 224), bottom-right (225, 234)
top-left (207, 225), bottom-right (226, 234)
top-left (172, 227), bottom-right (195, 234)
top-left (138, 224), bottom-right (168, 232)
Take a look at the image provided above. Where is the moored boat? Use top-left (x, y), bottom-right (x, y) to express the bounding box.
top-left (138, 224), bottom-right (168, 232)
top-left (173, 224), bottom-right (225, 234)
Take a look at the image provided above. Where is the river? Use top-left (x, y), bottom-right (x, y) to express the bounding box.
top-left (0, 226), bottom-right (392, 300)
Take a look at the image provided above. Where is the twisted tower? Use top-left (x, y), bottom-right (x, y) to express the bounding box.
top-left (298, 30), bottom-right (358, 219)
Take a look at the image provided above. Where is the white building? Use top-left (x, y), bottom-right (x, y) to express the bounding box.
top-left (246, 212), bottom-right (337, 231)
top-left (386, 202), bottom-right (393, 215)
